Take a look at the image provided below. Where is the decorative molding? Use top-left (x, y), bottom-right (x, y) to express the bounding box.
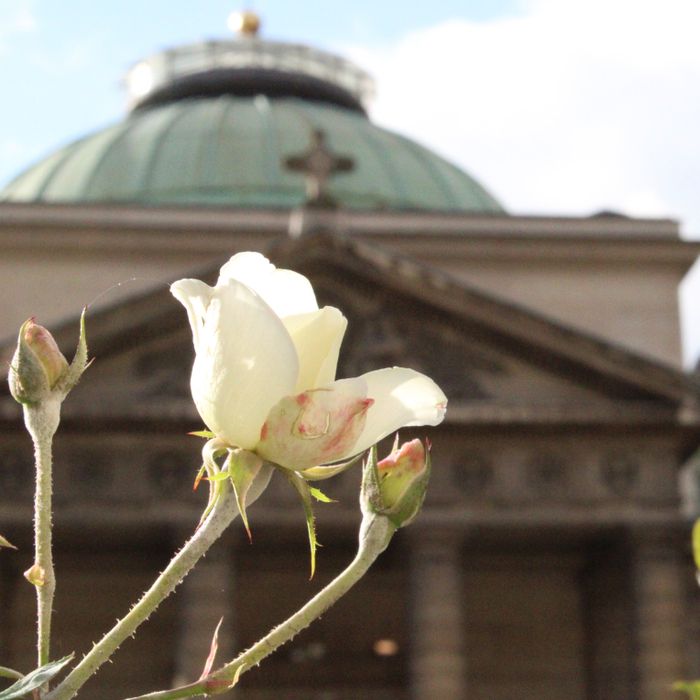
top-left (67, 449), bottom-right (114, 495)
top-left (600, 452), bottom-right (639, 497)
top-left (526, 452), bottom-right (568, 495)
top-left (452, 451), bottom-right (493, 497)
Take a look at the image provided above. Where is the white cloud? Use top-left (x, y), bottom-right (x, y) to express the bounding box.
top-left (0, 0), bottom-right (36, 57)
top-left (344, 0), bottom-right (700, 232)
top-left (342, 0), bottom-right (700, 364)
top-left (0, 0), bottom-right (36, 36)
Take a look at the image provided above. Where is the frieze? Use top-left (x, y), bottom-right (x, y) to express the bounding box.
top-left (525, 452), bottom-right (568, 496)
top-left (0, 434), bottom-right (679, 521)
top-left (65, 448), bottom-right (114, 496)
top-left (445, 441), bottom-right (675, 510)
top-left (452, 451), bottom-right (493, 497)
top-left (599, 451), bottom-right (639, 497)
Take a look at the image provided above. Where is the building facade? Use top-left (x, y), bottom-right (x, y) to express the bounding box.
top-left (1, 17), bottom-right (700, 700)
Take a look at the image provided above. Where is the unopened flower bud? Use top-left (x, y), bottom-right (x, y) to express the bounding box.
top-left (361, 438), bottom-right (431, 528)
top-left (8, 312), bottom-right (88, 406)
top-left (9, 319), bottom-right (65, 404)
top-left (26, 320), bottom-right (69, 386)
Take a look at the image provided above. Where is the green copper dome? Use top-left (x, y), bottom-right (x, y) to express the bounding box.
top-left (0, 36), bottom-right (504, 214)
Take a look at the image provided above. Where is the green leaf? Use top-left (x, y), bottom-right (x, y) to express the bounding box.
top-left (226, 449), bottom-right (265, 542)
top-left (309, 486), bottom-right (335, 503)
top-left (189, 430), bottom-right (216, 439)
top-left (0, 654), bottom-right (73, 699)
top-left (287, 473), bottom-right (319, 579)
top-left (674, 681), bottom-right (700, 699)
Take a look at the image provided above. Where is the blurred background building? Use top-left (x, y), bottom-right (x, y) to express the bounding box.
top-left (1, 12), bottom-right (700, 700)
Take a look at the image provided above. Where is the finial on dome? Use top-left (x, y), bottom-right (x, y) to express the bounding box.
top-left (227, 9), bottom-right (261, 37)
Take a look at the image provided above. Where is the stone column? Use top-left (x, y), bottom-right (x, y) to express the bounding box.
top-left (633, 528), bottom-right (688, 700)
top-left (172, 536), bottom-right (236, 689)
top-left (409, 528), bottom-right (466, 700)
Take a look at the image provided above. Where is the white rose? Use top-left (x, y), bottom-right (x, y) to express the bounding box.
top-left (171, 252), bottom-right (447, 470)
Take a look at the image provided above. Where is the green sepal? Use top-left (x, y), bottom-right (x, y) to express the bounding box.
top-left (226, 449), bottom-right (265, 542)
top-left (193, 464), bottom-right (207, 491)
top-left (207, 471), bottom-right (232, 482)
top-left (309, 486), bottom-right (335, 503)
top-left (0, 654), bottom-right (73, 699)
top-left (287, 472), bottom-right (319, 579)
top-left (360, 445), bottom-right (383, 517)
top-left (55, 307), bottom-right (89, 397)
top-left (673, 681), bottom-right (700, 699)
top-left (189, 430), bottom-right (216, 439)
top-left (0, 667), bottom-right (22, 682)
top-left (298, 452), bottom-right (364, 481)
top-left (197, 438), bottom-right (228, 527)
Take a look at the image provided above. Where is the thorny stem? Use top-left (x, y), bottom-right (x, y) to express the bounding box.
top-left (122, 514), bottom-right (397, 700)
top-left (24, 399), bottom-right (61, 676)
top-left (45, 483), bottom-right (251, 700)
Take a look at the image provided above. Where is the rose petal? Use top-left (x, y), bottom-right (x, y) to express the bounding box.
top-left (338, 367), bottom-right (447, 459)
top-left (283, 307), bottom-right (347, 392)
top-left (217, 252), bottom-right (318, 317)
top-left (190, 278), bottom-right (299, 449)
top-left (170, 278), bottom-right (214, 353)
top-left (256, 377), bottom-right (372, 469)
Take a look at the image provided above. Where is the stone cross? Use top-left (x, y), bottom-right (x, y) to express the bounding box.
top-left (284, 128), bottom-right (354, 208)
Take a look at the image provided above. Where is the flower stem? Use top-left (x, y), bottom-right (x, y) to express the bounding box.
top-left (122, 514), bottom-right (397, 700)
top-left (45, 484), bottom-right (244, 700)
top-left (24, 399), bottom-right (61, 673)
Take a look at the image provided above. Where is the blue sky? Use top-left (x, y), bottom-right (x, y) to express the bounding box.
top-left (0, 0), bottom-right (519, 187)
top-left (3, 0), bottom-right (700, 361)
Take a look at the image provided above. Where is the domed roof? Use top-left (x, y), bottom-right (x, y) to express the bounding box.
top-left (1, 95), bottom-right (503, 213)
top-left (1, 29), bottom-right (504, 214)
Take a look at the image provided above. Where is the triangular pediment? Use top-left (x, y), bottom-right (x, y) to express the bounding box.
top-left (2, 233), bottom-right (699, 427)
